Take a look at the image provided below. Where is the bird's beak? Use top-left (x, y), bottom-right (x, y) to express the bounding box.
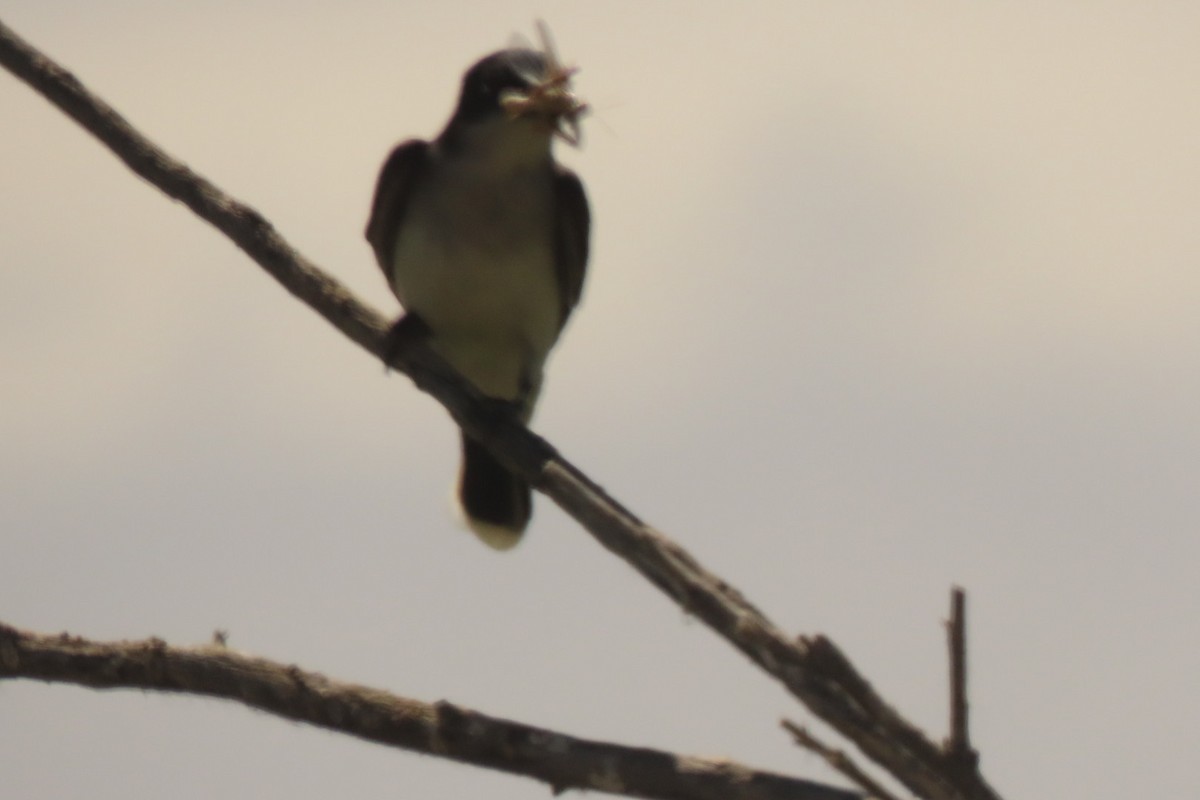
top-left (500, 66), bottom-right (588, 146)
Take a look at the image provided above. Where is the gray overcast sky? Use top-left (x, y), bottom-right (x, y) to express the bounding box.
top-left (3, 2), bottom-right (1199, 798)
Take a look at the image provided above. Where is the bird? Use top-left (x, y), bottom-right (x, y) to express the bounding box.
top-left (365, 40), bottom-right (590, 550)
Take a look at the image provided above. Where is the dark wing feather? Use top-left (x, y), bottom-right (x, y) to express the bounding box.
top-left (551, 165), bottom-right (590, 331)
top-left (365, 140), bottom-right (432, 279)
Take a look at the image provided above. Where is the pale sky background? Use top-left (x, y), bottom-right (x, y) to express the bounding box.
top-left (3, 2), bottom-right (1199, 798)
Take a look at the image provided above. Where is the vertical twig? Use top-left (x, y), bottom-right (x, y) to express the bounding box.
top-left (944, 587), bottom-right (977, 771)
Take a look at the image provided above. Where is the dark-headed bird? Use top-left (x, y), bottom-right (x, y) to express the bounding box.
top-left (365, 40), bottom-right (589, 549)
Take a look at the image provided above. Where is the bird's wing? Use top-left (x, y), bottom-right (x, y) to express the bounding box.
top-left (365, 140), bottom-right (433, 279)
top-left (552, 164), bottom-right (590, 331)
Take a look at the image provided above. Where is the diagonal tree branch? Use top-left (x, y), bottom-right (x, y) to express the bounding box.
top-left (0, 18), bottom-right (1001, 800)
top-left (0, 622), bottom-right (859, 800)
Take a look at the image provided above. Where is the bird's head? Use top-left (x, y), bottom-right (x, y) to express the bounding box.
top-left (446, 46), bottom-right (587, 150)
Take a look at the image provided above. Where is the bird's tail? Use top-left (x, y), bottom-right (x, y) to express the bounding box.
top-left (458, 433), bottom-right (531, 550)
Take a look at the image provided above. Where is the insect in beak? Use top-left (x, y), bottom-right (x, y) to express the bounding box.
top-left (499, 21), bottom-right (589, 146)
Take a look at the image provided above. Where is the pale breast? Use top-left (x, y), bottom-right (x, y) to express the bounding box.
top-left (389, 159), bottom-right (562, 402)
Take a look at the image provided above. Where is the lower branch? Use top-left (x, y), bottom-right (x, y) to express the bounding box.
top-left (0, 622), bottom-right (858, 800)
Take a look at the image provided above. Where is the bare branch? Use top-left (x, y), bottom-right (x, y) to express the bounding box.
top-left (0, 622), bottom-right (859, 800)
top-left (782, 719), bottom-right (904, 800)
top-left (943, 588), bottom-right (978, 774)
top-left (0, 18), bottom-right (1002, 800)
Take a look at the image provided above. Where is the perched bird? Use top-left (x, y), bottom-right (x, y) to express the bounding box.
top-left (365, 43), bottom-right (590, 550)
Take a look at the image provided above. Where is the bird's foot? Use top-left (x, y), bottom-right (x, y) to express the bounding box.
top-left (381, 313), bottom-right (431, 372)
top-left (476, 395), bottom-right (524, 430)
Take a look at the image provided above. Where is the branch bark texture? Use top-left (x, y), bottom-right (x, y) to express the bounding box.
top-left (0, 623), bottom-right (858, 800)
top-left (0, 18), bottom-right (1002, 800)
